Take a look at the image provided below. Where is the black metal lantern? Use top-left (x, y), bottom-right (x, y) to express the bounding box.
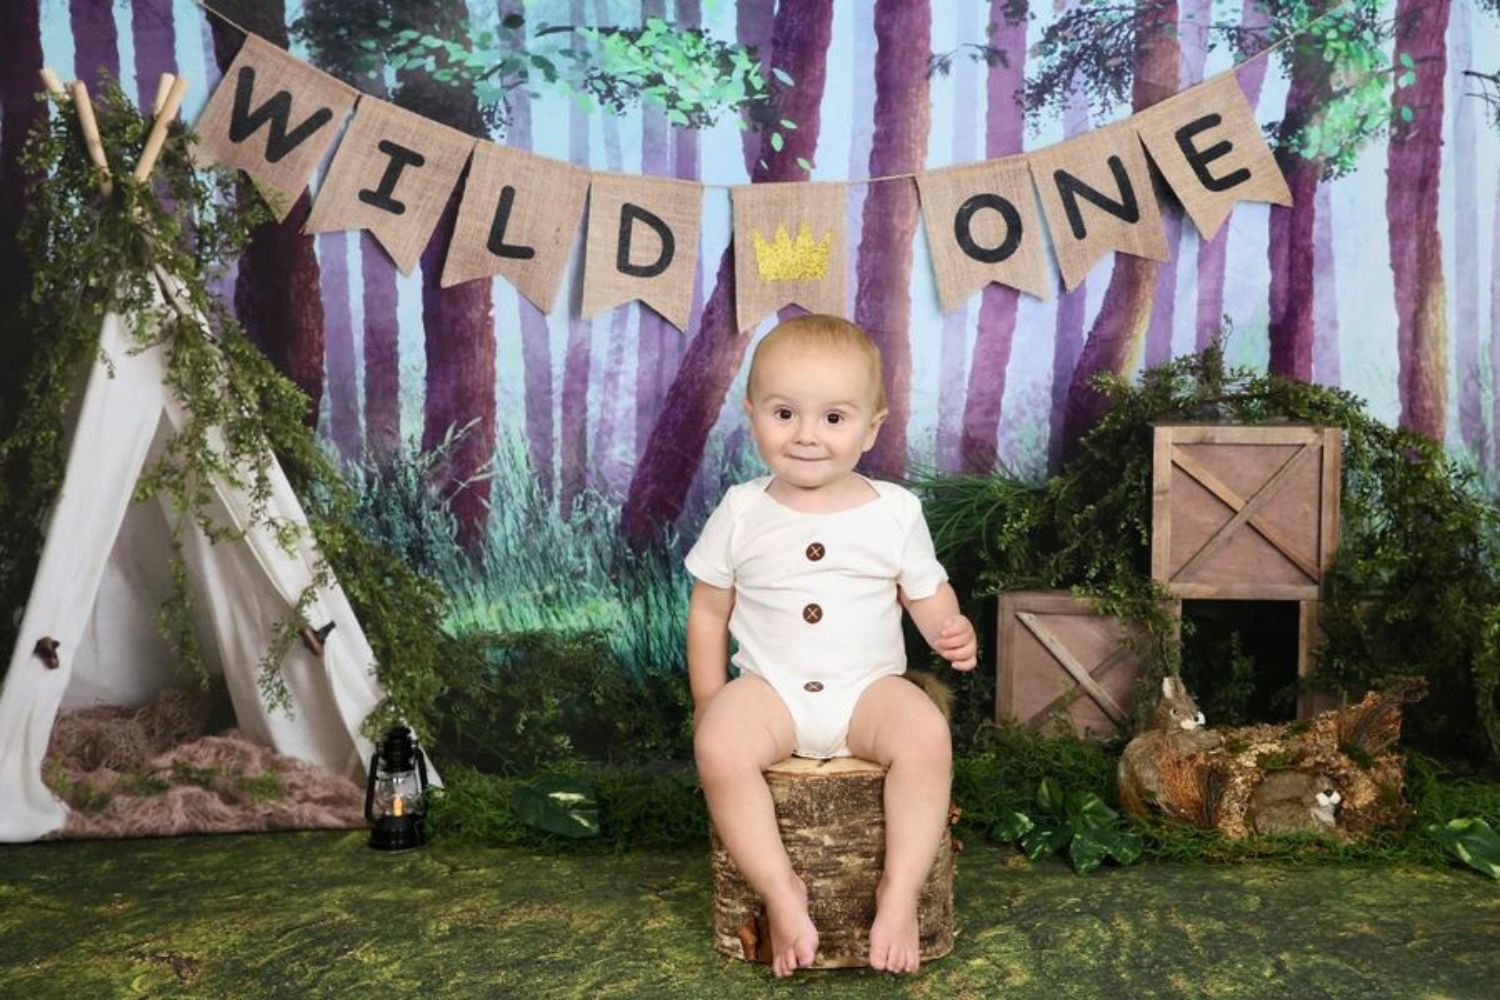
top-left (364, 725), bottom-right (430, 851)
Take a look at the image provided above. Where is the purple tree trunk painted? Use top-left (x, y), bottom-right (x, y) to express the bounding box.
top-left (1142, 0), bottom-right (1209, 368)
top-left (620, 0), bottom-right (833, 545)
top-left (361, 235), bottom-right (401, 460)
top-left (130, 0), bottom-right (176, 110)
top-left (958, 0), bottom-right (1023, 474)
top-left (0, 0), bottom-right (43, 397)
top-left (736, 0), bottom-right (776, 172)
top-left (209, 4), bottom-right (325, 426)
top-left (667, 0), bottom-right (702, 381)
top-left (1062, 0), bottom-right (1180, 452)
top-left (936, 0), bottom-right (980, 473)
top-left (1449, 0), bottom-right (1482, 458)
top-left (1491, 176), bottom-right (1500, 468)
top-left (1311, 183), bottom-right (1340, 386)
top-left (402, 0), bottom-right (495, 548)
top-left (1266, 40), bottom-right (1331, 382)
top-left (845, 4), bottom-right (878, 313)
top-left (591, 0), bottom-right (634, 497)
top-left (558, 0), bottom-right (593, 516)
top-left (70, 0), bottom-right (120, 94)
top-left (855, 0), bottom-right (931, 480)
top-left (1387, 0), bottom-right (1451, 442)
top-left (633, 0), bottom-right (674, 466)
top-left (1195, 0), bottom-right (1271, 351)
top-left (319, 233), bottom-right (361, 460)
top-left (506, 21), bottom-right (556, 501)
top-left (1049, 0), bottom-right (1092, 471)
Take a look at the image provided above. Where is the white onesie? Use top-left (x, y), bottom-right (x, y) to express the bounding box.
top-left (685, 475), bottom-right (949, 758)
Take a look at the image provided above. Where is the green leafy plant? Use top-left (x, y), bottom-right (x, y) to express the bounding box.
top-left (511, 773), bottom-right (601, 839)
top-left (1427, 818), bottom-right (1500, 880)
top-left (990, 777), bottom-right (1143, 875)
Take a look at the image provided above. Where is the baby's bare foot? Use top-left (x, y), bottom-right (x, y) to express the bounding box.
top-left (764, 874), bottom-right (818, 978)
top-left (868, 880), bottom-right (922, 974)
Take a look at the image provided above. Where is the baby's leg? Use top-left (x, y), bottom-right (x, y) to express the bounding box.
top-left (694, 674), bottom-right (817, 977)
top-left (846, 675), bottom-right (952, 974)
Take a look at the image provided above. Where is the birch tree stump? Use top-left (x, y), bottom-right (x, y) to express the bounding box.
top-left (709, 756), bottom-right (956, 968)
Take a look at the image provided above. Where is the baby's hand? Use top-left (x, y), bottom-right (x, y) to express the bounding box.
top-left (934, 614), bottom-right (977, 671)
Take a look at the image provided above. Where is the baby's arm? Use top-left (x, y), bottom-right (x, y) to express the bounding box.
top-left (687, 579), bottom-right (736, 721)
top-left (900, 582), bottom-right (978, 670)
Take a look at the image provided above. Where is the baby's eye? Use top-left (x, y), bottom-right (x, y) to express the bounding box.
top-left (826, 412), bottom-right (845, 426)
top-left (774, 407), bottom-right (793, 421)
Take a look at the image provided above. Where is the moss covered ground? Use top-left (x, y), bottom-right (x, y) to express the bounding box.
top-left (2, 832), bottom-right (1497, 998)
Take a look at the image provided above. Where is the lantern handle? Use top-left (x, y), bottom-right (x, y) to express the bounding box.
top-left (415, 746), bottom-right (429, 792)
top-left (363, 750), bottom-right (380, 824)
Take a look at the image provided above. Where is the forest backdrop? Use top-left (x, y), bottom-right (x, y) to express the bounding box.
top-left (0, 0), bottom-right (1492, 677)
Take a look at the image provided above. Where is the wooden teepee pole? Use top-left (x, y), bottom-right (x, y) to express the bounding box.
top-left (134, 76), bottom-right (188, 183)
top-left (151, 72), bottom-right (177, 116)
top-left (66, 80), bottom-right (113, 196)
top-left (38, 67), bottom-right (67, 99)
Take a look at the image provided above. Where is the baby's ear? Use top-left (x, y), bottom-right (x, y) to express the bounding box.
top-left (863, 408), bottom-right (889, 450)
top-left (741, 395), bottom-right (754, 419)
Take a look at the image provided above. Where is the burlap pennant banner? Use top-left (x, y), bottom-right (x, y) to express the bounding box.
top-left (192, 35), bottom-right (357, 221)
top-left (731, 181), bottom-right (846, 331)
top-left (917, 157), bottom-right (1051, 309)
top-left (581, 173), bottom-right (702, 332)
top-left (1134, 71), bottom-right (1293, 240)
top-left (441, 142), bottom-right (589, 309)
top-left (304, 97), bottom-right (475, 274)
top-left (1028, 120), bottom-right (1170, 291)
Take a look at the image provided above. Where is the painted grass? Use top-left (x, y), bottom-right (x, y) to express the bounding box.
top-left (3, 833), bottom-right (1498, 998)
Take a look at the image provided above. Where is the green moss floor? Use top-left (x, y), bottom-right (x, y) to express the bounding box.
top-left (2, 832), bottom-right (1497, 998)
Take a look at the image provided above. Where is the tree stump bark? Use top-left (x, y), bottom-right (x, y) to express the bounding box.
top-left (709, 756), bottom-right (956, 968)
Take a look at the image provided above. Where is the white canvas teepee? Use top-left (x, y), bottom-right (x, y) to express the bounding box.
top-left (0, 273), bottom-right (425, 843)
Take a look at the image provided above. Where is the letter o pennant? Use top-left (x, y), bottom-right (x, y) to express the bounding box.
top-left (917, 157), bottom-right (1051, 308)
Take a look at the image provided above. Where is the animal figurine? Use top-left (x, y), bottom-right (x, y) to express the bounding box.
top-left (1118, 675), bottom-right (1425, 840)
top-left (1247, 770), bottom-right (1342, 836)
top-left (1117, 676), bottom-right (1225, 826)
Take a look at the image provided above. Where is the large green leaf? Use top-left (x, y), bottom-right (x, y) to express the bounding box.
top-left (1020, 826), bottom-right (1062, 861)
top-left (1068, 828), bottom-right (1110, 875)
top-left (512, 774), bottom-right (600, 839)
top-left (1037, 777), bottom-right (1065, 815)
top-left (1068, 790), bottom-right (1119, 830)
top-left (990, 810), bottom-right (1034, 843)
top-left (1428, 818), bottom-right (1500, 880)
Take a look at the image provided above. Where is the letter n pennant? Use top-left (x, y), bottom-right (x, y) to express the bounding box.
top-left (731, 181), bottom-right (846, 332)
top-left (304, 96), bottom-right (476, 274)
top-left (192, 34), bottom-right (356, 221)
top-left (1134, 72), bottom-right (1292, 240)
top-left (1028, 120), bottom-right (1170, 291)
top-left (581, 172), bottom-right (702, 332)
top-left (916, 157), bottom-right (1051, 310)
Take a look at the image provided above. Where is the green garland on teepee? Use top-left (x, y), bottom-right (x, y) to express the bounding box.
top-left (0, 82), bottom-right (479, 742)
top-left (915, 341), bottom-right (1500, 766)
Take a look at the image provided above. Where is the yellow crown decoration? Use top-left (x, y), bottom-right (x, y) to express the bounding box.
top-left (751, 223), bottom-right (833, 282)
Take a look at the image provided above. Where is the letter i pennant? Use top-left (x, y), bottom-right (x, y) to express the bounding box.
top-left (192, 35), bottom-right (356, 221)
top-left (304, 97), bottom-right (475, 274)
top-left (581, 172), bottom-right (702, 332)
top-left (731, 181), bottom-right (846, 332)
top-left (916, 157), bottom-right (1051, 310)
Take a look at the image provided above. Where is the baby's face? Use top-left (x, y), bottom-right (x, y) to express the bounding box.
top-left (743, 344), bottom-right (886, 491)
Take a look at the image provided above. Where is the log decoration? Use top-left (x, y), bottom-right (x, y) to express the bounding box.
top-left (1119, 676), bottom-right (1425, 840)
top-left (709, 757), bottom-right (956, 969)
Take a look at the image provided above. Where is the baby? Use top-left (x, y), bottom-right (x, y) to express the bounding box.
top-left (686, 314), bottom-right (977, 977)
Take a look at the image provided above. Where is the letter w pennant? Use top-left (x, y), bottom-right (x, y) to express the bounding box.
top-left (192, 34), bottom-right (357, 221)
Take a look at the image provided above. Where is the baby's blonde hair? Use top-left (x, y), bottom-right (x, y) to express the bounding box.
top-left (746, 314), bottom-right (887, 412)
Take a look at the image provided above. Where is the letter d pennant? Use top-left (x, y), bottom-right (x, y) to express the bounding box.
top-left (581, 172), bottom-right (702, 332)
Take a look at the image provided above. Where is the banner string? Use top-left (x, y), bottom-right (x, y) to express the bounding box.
top-left (187, 0), bottom-right (1350, 190)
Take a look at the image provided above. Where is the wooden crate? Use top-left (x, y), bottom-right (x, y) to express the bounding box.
top-left (997, 591), bottom-right (1178, 738)
top-left (1152, 424), bottom-right (1341, 600)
